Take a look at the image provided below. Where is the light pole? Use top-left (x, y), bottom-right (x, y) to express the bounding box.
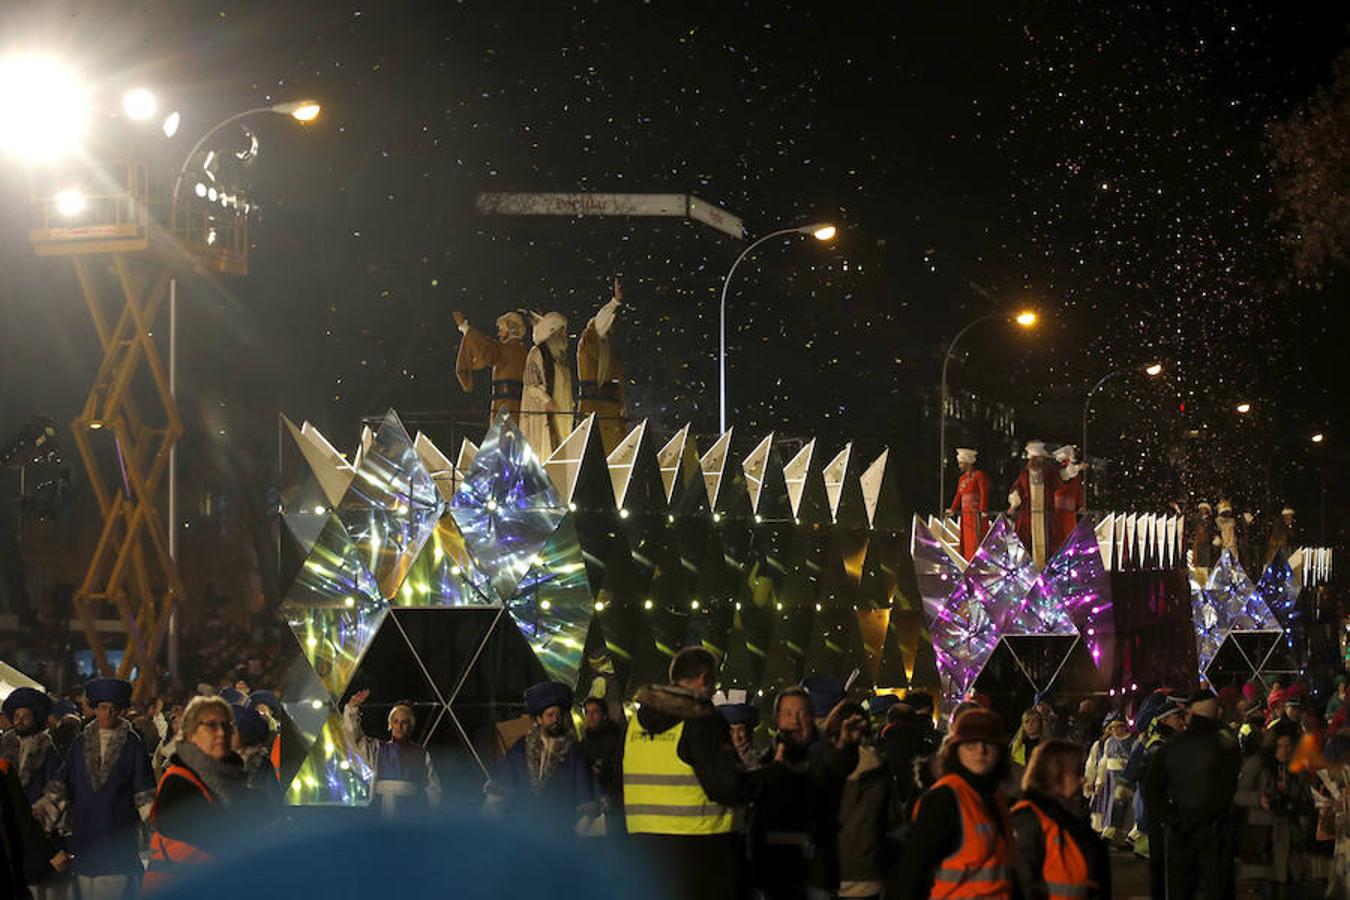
top-left (1080, 361), bottom-right (1162, 507)
top-left (937, 309), bottom-right (1038, 510)
top-left (718, 222), bottom-right (836, 434)
top-left (166, 99), bottom-right (320, 677)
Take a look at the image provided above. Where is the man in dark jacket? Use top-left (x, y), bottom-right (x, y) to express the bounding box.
top-left (1142, 687), bottom-right (1242, 900)
top-left (579, 696), bottom-right (625, 833)
top-left (880, 692), bottom-right (939, 808)
top-left (749, 686), bottom-right (863, 899)
top-left (624, 647), bottom-right (758, 899)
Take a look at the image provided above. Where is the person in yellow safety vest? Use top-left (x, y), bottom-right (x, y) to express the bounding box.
top-left (892, 708), bottom-right (1015, 900)
top-left (624, 647), bottom-right (762, 900)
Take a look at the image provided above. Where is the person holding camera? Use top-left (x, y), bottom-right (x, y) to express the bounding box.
top-left (1235, 728), bottom-right (1312, 897)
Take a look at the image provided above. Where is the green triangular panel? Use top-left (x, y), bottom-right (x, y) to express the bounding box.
top-left (283, 712), bottom-right (373, 808)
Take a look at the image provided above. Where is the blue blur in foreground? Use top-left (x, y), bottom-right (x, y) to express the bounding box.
top-left (154, 807), bottom-right (654, 900)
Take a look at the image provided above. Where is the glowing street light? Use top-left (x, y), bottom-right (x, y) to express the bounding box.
top-left (121, 88), bottom-right (157, 121)
top-left (270, 100), bottom-right (322, 122)
top-left (938, 307), bottom-right (1041, 507)
top-left (717, 221), bottom-right (837, 432)
top-left (1145, 362), bottom-right (1164, 377)
top-left (1236, 402), bottom-right (1252, 414)
top-left (1312, 432), bottom-right (1325, 444)
top-left (0, 55), bottom-right (90, 162)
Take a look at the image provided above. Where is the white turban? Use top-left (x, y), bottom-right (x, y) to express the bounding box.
top-left (955, 448), bottom-right (977, 464)
top-left (1025, 441), bottom-right (1047, 458)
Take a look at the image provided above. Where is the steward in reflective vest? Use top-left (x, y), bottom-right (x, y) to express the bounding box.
top-left (624, 717), bottom-right (734, 835)
top-left (623, 648), bottom-right (755, 900)
top-left (891, 709), bottom-right (1013, 900)
top-left (1011, 795), bottom-right (1097, 900)
top-left (143, 763), bottom-right (214, 894)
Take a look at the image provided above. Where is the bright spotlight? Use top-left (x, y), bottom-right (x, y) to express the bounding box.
top-left (161, 110), bottom-right (181, 137)
top-left (811, 224), bottom-right (837, 241)
top-left (55, 188), bottom-right (86, 217)
top-left (0, 56), bottom-right (90, 162)
top-left (1145, 362), bottom-right (1163, 377)
top-left (1312, 432), bottom-right (1325, 444)
top-left (207, 187), bottom-right (217, 202)
top-left (193, 182), bottom-right (207, 198)
top-left (1235, 402), bottom-right (1251, 414)
top-left (121, 88), bottom-right (156, 121)
top-left (1014, 310), bottom-right (1038, 327)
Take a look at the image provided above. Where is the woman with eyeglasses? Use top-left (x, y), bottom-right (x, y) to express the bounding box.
top-left (142, 696), bottom-right (259, 894)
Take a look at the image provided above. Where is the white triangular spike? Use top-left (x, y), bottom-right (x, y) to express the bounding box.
top-left (859, 449), bottom-right (889, 529)
top-left (413, 432), bottom-right (460, 504)
top-left (607, 420), bottom-right (648, 510)
top-left (822, 444), bottom-right (852, 523)
top-left (295, 420), bottom-right (355, 507)
top-left (353, 424), bottom-right (375, 471)
top-left (455, 438), bottom-right (478, 475)
top-left (1154, 514), bottom-right (1166, 567)
top-left (782, 439), bottom-right (816, 518)
top-left (656, 424), bottom-right (692, 504)
top-left (1095, 513), bottom-right (1115, 572)
top-left (545, 414), bottom-right (595, 505)
top-left (741, 434), bottom-right (774, 514)
top-left (1125, 513), bottom-right (1137, 570)
top-left (699, 429), bottom-right (733, 509)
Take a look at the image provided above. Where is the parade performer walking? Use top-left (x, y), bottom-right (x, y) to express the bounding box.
top-left (453, 308), bottom-right (529, 421)
top-left (576, 277), bottom-right (628, 453)
top-left (49, 678), bottom-right (155, 900)
top-left (948, 447), bottom-right (990, 561)
top-left (521, 311), bottom-right (574, 460)
top-left (0, 687), bottom-right (57, 805)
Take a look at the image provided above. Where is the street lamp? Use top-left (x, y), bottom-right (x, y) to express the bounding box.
top-left (1235, 402), bottom-right (1252, 415)
top-left (717, 221), bottom-right (835, 433)
top-left (169, 99), bottom-right (322, 221)
top-left (1312, 432), bottom-right (1325, 444)
top-left (937, 309), bottom-right (1039, 509)
top-left (165, 99), bottom-right (320, 677)
top-left (1080, 361), bottom-right (1163, 507)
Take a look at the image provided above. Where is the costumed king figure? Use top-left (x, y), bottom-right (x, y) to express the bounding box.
top-left (1051, 444), bottom-right (1087, 551)
top-left (947, 447), bottom-right (990, 561)
top-left (1266, 506), bottom-right (1299, 567)
top-left (521, 311), bottom-right (574, 460)
top-left (1189, 501), bottom-right (1214, 579)
top-left (1008, 440), bottom-right (1057, 569)
top-left (48, 678), bottom-right (154, 900)
top-left (1, 688), bottom-right (58, 805)
top-left (342, 689), bottom-right (441, 820)
top-left (453, 308), bottom-right (529, 421)
top-left (1216, 499), bottom-right (1239, 557)
top-left (577, 276), bottom-right (628, 454)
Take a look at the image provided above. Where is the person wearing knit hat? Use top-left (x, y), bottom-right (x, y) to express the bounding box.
top-left (896, 708), bottom-right (1012, 897)
top-left (0, 688), bottom-right (57, 805)
top-left (342, 688), bottom-right (441, 820)
top-left (948, 447), bottom-right (992, 561)
top-left (49, 677), bottom-right (155, 895)
top-left (453, 307), bottom-right (530, 421)
top-left (485, 681), bottom-right (593, 827)
top-left (1008, 440), bottom-right (1057, 569)
top-left (230, 704), bottom-right (281, 805)
top-left (520, 311), bottom-right (574, 459)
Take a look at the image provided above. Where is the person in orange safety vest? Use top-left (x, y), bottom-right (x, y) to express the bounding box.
top-left (144, 696), bottom-right (259, 895)
top-left (1011, 739), bottom-right (1111, 900)
top-left (892, 708), bottom-right (1014, 899)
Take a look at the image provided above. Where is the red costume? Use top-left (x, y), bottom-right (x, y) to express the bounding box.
top-left (1009, 449), bottom-right (1056, 569)
top-left (1052, 463), bottom-right (1085, 551)
top-left (948, 468), bottom-right (991, 561)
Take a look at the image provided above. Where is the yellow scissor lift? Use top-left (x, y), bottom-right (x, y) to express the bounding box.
top-left (28, 161), bottom-right (249, 700)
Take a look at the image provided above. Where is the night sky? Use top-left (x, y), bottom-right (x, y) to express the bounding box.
top-left (1, 2), bottom-right (1347, 546)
